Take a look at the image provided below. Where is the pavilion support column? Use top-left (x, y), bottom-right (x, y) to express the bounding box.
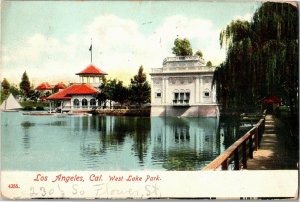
top-left (71, 99), bottom-right (73, 111)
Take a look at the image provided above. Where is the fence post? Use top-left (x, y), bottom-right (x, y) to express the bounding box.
top-left (255, 127), bottom-right (259, 150)
top-left (249, 136), bottom-right (253, 159)
top-left (242, 141), bottom-right (247, 169)
top-left (257, 124), bottom-right (261, 148)
top-left (234, 149), bottom-right (239, 170)
top-left (221, 160), bottom-right (228, 170)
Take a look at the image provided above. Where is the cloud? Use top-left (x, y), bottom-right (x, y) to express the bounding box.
top-left (1, 14), bottom-right (226, 86)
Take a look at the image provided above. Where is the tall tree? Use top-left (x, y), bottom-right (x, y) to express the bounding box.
top-left (1, 78), bottom-right (10, 96)
top-left (113, 81), bottom-right (128, 107)
top-left (129, 66), bottom-right (151, 106)
top-left (98, 78), bottom-right (116, 109)
top-left (19, 71), bottom-right (31, 98)
top-left (172, 38), bottom-right (193, 56)
top-left (1, 78), bottom-right (10, 103)
top-left (213, 2), bottom-right (298, 116)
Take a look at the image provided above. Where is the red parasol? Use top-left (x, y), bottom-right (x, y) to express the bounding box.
top-left (261, 96), bottom-right (281, 104)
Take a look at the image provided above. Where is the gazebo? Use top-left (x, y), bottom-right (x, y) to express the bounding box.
top-left (36, 82), bottom-right (53, 91)
top-left (53, 82), bottom-right (67, 92)
top-left (75, 64), bottom-right (107, 88)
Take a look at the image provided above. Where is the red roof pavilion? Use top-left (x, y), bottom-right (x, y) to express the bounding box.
top-left (53, 82), bottom-right (67, 90)
top-left (76, 64), bottom-right (107, 75)
top-left (47, 84), bottom-right (99, 100)
top-left (36, 82), bottom-right (53, 91)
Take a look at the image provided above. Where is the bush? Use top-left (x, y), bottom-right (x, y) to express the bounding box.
top-left (23, 106), bottom-right (34, 111)
top-left (36, 106), bottom-right (44, 111)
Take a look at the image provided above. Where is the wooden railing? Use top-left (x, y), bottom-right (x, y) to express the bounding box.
top-left (203, 113), bottom-right (266, 170)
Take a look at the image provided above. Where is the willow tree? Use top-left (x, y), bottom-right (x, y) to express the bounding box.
top-left (213, 2), bottom-right (298, 116)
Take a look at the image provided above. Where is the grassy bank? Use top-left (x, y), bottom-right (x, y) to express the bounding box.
top-left (20, 101), bottom-right (48, 111)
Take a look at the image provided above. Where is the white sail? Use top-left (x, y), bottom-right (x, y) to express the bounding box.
top-left (0, 94), bottom-right (22, 111)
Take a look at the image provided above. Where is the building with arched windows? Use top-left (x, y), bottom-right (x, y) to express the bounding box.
top-left (150, 56), bottom-right (219, 117)
top-left (47, 64), bottom-right (106, 112)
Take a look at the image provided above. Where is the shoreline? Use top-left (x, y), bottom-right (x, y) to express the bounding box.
top-left (91, 108), bottom-right (151, 117)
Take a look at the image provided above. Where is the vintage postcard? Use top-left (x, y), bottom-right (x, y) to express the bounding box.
top-left (0, 0), bottom-right (298, 199)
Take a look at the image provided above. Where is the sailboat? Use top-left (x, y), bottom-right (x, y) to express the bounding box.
top-left (0, 94), bottom-right (22, 112)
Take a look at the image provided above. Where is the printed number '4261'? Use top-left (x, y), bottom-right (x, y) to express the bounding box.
top-left (8, 184), bottom-right (20, 188)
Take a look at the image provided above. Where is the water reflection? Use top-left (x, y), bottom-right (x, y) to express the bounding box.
top-left (76, 116), bottom-right (151, 169)
top-left (150, 117), bottom-right (220, 170)
top-left (2, 112), bottom-right (249, 171)
top-left (21, 121), bottom-right (34, 152)
top-left (70, 116), bottom-right (223, 170)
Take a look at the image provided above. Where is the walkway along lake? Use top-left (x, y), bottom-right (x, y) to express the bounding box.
top-left (2, 112), bottom-right (252, 171)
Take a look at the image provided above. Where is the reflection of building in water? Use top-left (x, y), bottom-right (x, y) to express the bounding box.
top-left (69, 115), bottom-right (117, 135)
top-left (150, 117), bottom-right (220, 169)
top-left (75, 116), bottom-right (151, 169)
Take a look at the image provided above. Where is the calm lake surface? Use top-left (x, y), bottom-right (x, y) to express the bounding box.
top-left (1, 112), bottom-right (248, 171)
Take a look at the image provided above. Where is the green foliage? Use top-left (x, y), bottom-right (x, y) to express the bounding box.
top-left (195, 50), bottom-right (203, 59)
top-left (10, 85), bottom-right (21, 97)
top-left (98, 77), bottom-right (112, 108)
top-left (206, 61), bottom-right (212, 67)
top-left (28, 89), bottom-right (41, 102)
top-left (19, 71), bottom-right (31, 98)
top-left (36, 106), bottom-right (44, 111)
top-left (98, 78), bottom-right (129, 108)
top-left (129, 66), bottom-right (151, 106)
top-left (23, 105), bottom-right (34, 111)
top-left (20, 100), bottom-right (47, 110)
top-left (2, 78), bottom-right (10, 95)
top-left (172, 38), bottom-right (193, 56)
top-left (113, 80), bottom-right (128, 106)
top-left (1, 78), bottom-right (10, 103)
top-left (213, 2), bottom-right (298, 116)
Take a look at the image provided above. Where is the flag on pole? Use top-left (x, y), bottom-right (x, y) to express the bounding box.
top-left (89, 44), bottom-right (92, 51)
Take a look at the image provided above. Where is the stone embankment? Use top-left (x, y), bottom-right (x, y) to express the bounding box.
top-left (92, 108), bottom-right (150, 116)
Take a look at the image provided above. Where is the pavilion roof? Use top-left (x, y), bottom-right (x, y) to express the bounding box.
top-left (76, 64), bottom-right (107, 76)
top-left (53, 82), bottom-right (67, 89)
top-left (47, 83), bottom-right (99, 100)
top-left (36, 82), bottom-right (53, 91)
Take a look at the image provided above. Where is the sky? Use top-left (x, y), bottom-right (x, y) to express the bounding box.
top-left (1, 1), bottom-right (261, 86)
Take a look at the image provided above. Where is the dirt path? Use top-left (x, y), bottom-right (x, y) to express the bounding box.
top-left (247, 115), bottom-right (298, 169)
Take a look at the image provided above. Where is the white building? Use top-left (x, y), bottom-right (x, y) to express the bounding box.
top-left (150, 56), bottom-right (219, 117)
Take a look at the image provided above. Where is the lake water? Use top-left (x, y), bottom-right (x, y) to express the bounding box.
top-left (1, 112), bottom-right (247, 171)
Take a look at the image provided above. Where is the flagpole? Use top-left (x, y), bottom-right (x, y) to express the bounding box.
top-left (90, 38), bottom-right (93, 64)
